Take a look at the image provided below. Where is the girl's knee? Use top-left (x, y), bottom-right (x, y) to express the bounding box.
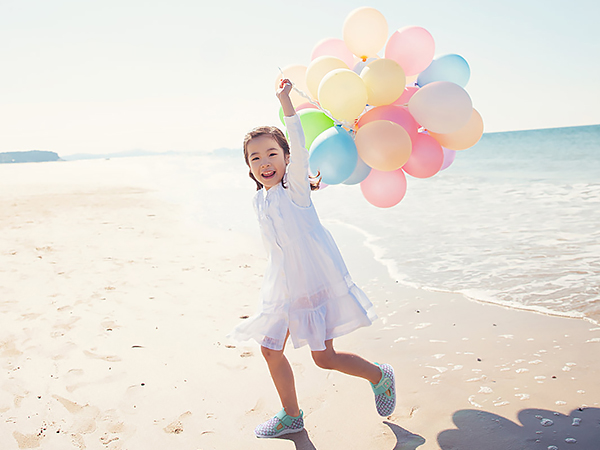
top-left (261, 345), bottom-right (282, 362)
top-left (312, 350), bottom-right (335, 370)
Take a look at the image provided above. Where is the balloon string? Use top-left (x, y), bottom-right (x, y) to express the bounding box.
top-left (278, 66), bottom-right (356, 132)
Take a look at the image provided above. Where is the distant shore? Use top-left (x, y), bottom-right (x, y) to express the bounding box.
top-left (0, 150), bottom-right (60, 164)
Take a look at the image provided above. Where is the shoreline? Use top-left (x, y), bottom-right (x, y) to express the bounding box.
top-left (1, 159), bottom-right (599, 449)
top-left (322, 217), bottom-right (600, 329)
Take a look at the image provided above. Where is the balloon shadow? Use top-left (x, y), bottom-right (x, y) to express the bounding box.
top-left (384, 421), bottom-right (426, 449)
top-left (438, 407), bottom-right (600, 449)
top-left (274, 429), bottom-right (317, 450)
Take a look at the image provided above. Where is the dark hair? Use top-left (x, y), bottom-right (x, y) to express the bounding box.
top-left (243, 126), bottom-right (321, 191)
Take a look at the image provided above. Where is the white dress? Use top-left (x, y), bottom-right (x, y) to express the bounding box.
top-left (229, 114), bottom-right (377, 351)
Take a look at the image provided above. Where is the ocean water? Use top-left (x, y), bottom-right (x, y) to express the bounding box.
top-left (148, 124), bottom-right (600, 324)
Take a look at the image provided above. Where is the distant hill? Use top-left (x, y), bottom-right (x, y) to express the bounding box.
top-left (0, 148), bottom-right (242, 163)
top-left (63, 148), bottom-right (241, 160)
top-left (210, 147), bottom-right (241, 157)
top-left (0, 150), bottom-right (61, 164)
top-left (61, 149), bottom-right (176, 161)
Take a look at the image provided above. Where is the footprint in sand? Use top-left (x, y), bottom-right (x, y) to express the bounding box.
top-left (12, 431), bottom-right (44, 449)
top-left (53, 395), bottom-right (100, 447)
top-left (1, 340), bottom-right (23, 357)
top-left (164, 411), bottom-right (192, 434)
top-left (83, 350), bottom-right (121, 362)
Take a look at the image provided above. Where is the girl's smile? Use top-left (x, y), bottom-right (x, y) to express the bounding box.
top-left (246, 135), bottom-right (289, 190)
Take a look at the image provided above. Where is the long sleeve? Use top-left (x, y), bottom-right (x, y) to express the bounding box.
top-left (283, 114), bottom-right (311, 208)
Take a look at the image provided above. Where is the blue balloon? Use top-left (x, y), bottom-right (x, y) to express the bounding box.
top-left (417, 54), bottom-right (470, 88)
top-left (343, 155), bottom-right (372, 185)
top-left (309, 126), bottom-right (357, 185)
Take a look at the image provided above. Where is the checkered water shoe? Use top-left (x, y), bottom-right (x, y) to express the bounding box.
top-left (254, 409), bottom-right (304, 438)
top-left (371, 363), bottom-right (396, 417)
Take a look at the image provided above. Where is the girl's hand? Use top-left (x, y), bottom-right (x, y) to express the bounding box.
top-left (276, 78), bottom-right (293, 99)
top-left (277, 78), bottom-right (296, 117)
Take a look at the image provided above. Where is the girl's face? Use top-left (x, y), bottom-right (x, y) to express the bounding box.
top-left (246, 135), bottom-right (289, 190)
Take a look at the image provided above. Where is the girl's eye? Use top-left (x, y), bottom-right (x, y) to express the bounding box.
top-left (251, 157), bottom-right (259, 161)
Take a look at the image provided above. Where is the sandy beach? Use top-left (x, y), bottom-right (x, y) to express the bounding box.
top-left (1, 157), bottom-right (599, 450)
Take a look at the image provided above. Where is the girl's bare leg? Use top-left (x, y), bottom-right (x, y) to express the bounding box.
top-left (311, 339), bottom-right (382, 385)
top-left (260, 332), bottom-right (301, 417)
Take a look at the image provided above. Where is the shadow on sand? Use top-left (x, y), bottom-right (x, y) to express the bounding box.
top-left (273, 422), bottom-right (426, 450)
top-left (274, 429), bottom-right (317, 450)
top-left (384, 421), bottom-right (426, 449)
top-left (438, 407), bottom-right (600, 449)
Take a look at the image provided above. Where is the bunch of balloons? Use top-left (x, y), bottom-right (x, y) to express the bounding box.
top-left (277, 6), bottom-right (484, 208)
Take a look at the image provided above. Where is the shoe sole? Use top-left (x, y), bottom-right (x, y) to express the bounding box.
top-left (255, 427), bottom-right (304, 439)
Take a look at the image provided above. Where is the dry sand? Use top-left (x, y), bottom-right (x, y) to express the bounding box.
top-left (1, 158), bottom-right (599, 450)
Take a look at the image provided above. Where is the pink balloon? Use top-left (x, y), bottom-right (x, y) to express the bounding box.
top-left (402, 133), bottom-right (443, 178)
top-left (385, 26), bottom-right (435, 76)
top-left (360, 168), bottom-right (407, 208)
top-left (311, 38), bottom-right (355, 69)
top-left (393, 86), bottom-right (419, 106)
top-left (357, 105), bottom-right (420, 142)
top-left (296, 102), bottom-right (319, 112)
top-left (440, 147), bottom-right (456, 170)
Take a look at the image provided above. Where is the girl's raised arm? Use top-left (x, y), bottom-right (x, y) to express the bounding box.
top-left (277, 79), bottom-right (311, 206)
top-left (277, 79), bottom-right (295, 117)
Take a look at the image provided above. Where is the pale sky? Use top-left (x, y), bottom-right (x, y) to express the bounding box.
top-left (1, 0), bottom-right (598, 155)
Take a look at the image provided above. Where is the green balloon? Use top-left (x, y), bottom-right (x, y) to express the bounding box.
top-left (278, 106), bottom-right (285, 125)
top-left (297, 109), bottom-right (334, 149)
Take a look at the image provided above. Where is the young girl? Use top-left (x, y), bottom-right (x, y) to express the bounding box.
top-left (229, 79), bottom-right (395, 439)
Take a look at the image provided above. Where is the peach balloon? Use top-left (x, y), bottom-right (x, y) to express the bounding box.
top-left (318, 69), bottom-right (368, 123)
top-left (306, 56), bottom-right (348, 99)
top-left (357, 105), bottom-right (420, 143)
top-left (385, 26), bottom-right (435, 76)
top-left (354, 120), bottom-right (412, 171)
top-left (360, 168), bottom-right (407, 208)
top-left (429, 108), bottom-right (484, 150)
top-left (343, 7), bottom-right (388, 59)
top-left (311, 38), bottom-right (355, 69)
top-left (402, 133), bottom-right (444, 178)
top-left (360, 58), bottom-right (406, 106)
top-left (276, 65), bottom-right (310, 108)
top-left (408, 81), bottom-right (472, 134)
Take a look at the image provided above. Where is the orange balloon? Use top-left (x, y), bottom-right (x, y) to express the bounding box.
top-left (354, 120), bottom-right (412, 171)
top-left (430, 108), bottom-right (484, 150)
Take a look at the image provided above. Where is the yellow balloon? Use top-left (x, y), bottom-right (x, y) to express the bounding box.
top-left (430, 109), bottom-right (484, 150)
top-left (318, 69), bottom-right (368, 123)
top-left (343, 7), bottom-right (388, 59)
top-left (275, 64), bottom-right (310, 107)
top-left (360, 59), bottom-right (406, 106)
top-left (355, 120), bottom-right (412, 171)
top-left (306, 56), bottom-right (348, 99)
